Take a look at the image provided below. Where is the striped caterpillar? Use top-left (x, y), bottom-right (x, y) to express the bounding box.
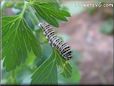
top-left (39, 22), bottom-right (72, 60)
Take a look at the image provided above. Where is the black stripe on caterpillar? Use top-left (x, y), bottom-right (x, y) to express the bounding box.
top-left (39, 22), bottom-right (72, 60)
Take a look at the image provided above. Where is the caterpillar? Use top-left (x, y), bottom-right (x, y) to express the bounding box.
top-left (39, 22), bottom-right (72, 60)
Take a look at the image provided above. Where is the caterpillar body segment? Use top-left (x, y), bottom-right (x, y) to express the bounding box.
top-left (39, 22), bottom-right (72, 60)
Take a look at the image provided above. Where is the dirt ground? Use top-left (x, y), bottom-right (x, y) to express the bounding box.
top-left (59, 11), bottom-right (113, 84)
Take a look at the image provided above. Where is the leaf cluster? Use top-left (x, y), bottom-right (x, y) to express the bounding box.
top-left (2, 0), bottom-right (80, 84)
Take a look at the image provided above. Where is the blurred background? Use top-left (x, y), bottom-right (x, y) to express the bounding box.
top-left (58, 0), bottom-right (113, 84)
top-left (1, 0), bottom-right (114, 85)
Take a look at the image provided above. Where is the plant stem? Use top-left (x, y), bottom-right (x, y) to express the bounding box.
top-left (29, 6), bottom-right (40, 24)
top-left (20, 1), bottom-right (28, 18)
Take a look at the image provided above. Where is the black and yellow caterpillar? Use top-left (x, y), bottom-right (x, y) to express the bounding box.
top-left (39, 22), bottom-right (72, 60)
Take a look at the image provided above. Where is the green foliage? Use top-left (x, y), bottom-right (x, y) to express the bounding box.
top-left (1, 0), bottom-right (80, 84)
top-left (56, 50), bottom-right (72, 78)
top-left (58, 64), bottom-right (80, 84)
top-left (31, 49), bottom-right (57, 84)
top-left (2, 16), bottom-right (41, 71)
top-left (30, 0), bottom-right (70, 27)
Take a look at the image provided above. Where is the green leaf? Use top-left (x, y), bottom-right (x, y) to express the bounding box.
top-left (37, 4), bottom-right (68, 21)
top-left (35, 43), bottom-right (52, 67)
top-left (35, 27), bottom-right (49, 44)
top-left (32, 5), bottom-right (59, 27)
top-left (2, 16), bottom-right (41, 71)
top-left (60, 62), bottom-right (72, 78)
top-left (31, 46), bottom-right (74, 84)
top-left (30, 0), bottom-right (60, 9)
top-left (60, 10), bottom-right (71, 17)
top-left (14, 64), bottom-right (32, 84)
top-left (58, 63), bottom-right (80, 84)
top-left (55, 49), bottom-right (72, 78)
top-left (30, 0), bottom-right (70, 27)
top-left (58, 49), bottom-right (81, 84)
top-left (24, 11), bottom-right (34, 29)
top-left (31, 50), bottom-right (57, 84)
